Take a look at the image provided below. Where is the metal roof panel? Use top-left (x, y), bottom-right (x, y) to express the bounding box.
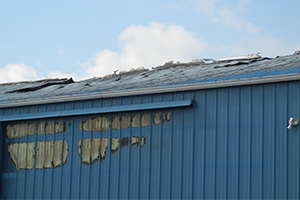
top-left (0, 53), bottom-right (300, 107)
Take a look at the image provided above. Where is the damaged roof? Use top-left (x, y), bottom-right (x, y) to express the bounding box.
top-left (1, 52), bottom-right (300, 108)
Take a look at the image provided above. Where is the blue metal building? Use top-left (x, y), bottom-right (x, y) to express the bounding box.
top-left (1, 52), bottom-right (300, 199)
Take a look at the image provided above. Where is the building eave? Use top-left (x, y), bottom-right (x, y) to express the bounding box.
top-left (0, 73), bottom-right (299, 109)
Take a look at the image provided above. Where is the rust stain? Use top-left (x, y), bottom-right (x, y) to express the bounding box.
top-left (35, 140), bottom-right (68, 169)
top-left (111, 138), bottom-right (119, 153)
top-left (131, 113), bottom-right (141, 128)
top-left (36, 142), bottom-right (45, 169)
top-left (141, 136), bottom-right (146, 146)
top-left (78, 138), bottom-right (108, 164)
top-left (8, 142), bottom-right (35, 170)
top-left (77, 138), bottom-right (101, 164)
top-left (131, 136), bottom-right (139, 147)
top-left (91, 139), bottom-right (100, 163)
top-left (37, 121), bottom-right (46, 135)
top-left (38, 120), bottom-right (65, 135)
top-left (79, 111), bottom-right (170, 132)
top-left (77, 136), bottom-right (145, 165)
top-left (53, 141), bottom-right (62, 167)
top-left (153, 112), bottom-right (161, 125)
top-left (163, 111), bottom-right (172, 122)
top-left (100, 138), bottom-right (109, 162)
top-left (45, 121), bottom-right (55, 134)
top-left (55, 120), bottom-right (65, 133)
top-left (121, 137), bottom-right (129, 148)
top-left (53, 140), bottom-right (69, 166)
top-left (79, 119), bottom-right (83, 130)
top-left (112, 115), bottom-right (121, 130)
top-left (80, 116), bottom-right (110, 132)
top-left (77, 140), bottom-right (82, 155)
top-left (141, 113), bottom-right (150, 127)
top-left (81, 139), bottom-right (91, 165)
top-left (121, 114), bottom-right (130, 129)
top-left (6, 123), bottom-right (36, 139)
top-left (44, 141), bottom-right (54, 168)
top-left (62, 140), bottom-right (68, 165)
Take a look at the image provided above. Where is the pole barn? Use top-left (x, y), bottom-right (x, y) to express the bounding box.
top-left (1, 52), bottom-right (300, 199)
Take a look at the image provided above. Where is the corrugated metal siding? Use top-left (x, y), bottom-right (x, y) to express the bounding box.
top-left (1, 80), bottom-right (300, 199)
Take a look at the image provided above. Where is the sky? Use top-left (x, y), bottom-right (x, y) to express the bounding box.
top-left (1, 0), bottom-right (300, 83)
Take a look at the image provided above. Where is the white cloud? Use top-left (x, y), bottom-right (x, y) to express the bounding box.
top-left (237, 0), bottom-right (252, 11)
top-left (83, 22), bottom-right (206, 78)
top-left (0, 63), bottom-right (39, 84)
top-left (48, 71), bottom-right (78, 80)
top-left (206, 35), bottom-right (298, 59)
top-left (194, 0), bottom-right (217, 15)
top-left (239, 35), bottom-right (297, 57)
top-left (194, 0), bottom-right (262, 33)
top-left (217, 7), bottom-right (262, 34)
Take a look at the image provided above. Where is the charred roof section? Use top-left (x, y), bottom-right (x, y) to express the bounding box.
top-left (5, 78), bottom-right (74, 94)
top-left (0, 52), bottom-right (300, 107)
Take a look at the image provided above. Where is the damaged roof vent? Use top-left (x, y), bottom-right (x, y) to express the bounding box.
top-left (219, 53), bottom-right (261, 62)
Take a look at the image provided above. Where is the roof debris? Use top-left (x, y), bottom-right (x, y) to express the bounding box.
top-left (0, 52), bottom-right (300, 107)
top-left (218, 53), bottom-right (261, 62)
top-left (5, 78), bottom-right (74, 94)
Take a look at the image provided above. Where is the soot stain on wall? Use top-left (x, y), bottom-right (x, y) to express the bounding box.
top-left (6, 123), bottom-right (36, 139)
top-left (37, 120), bottom-right (65, 135)
top-left (8, 142), bottom-right (35, 170)
top-left (79, 116), bottom-right (110, 132)
top-left (78, 138), bottom-right (109, 164)
top-left (77, 136), bottom-right (146, 165)
top-left (79, 111), bottom-right (171, 132)
top-left (8, 140), bottom-right (68, 170)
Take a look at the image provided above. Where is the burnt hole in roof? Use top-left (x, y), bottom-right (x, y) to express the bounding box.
top-left (114, 77), bottom-right (121, 82)
top-left (5, 78), bottom-right (74, 94)
top-left (141, 72), bottom-right (149, 77)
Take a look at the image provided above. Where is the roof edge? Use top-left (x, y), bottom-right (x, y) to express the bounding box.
top-left (1, 73), bottom-right (300, 108)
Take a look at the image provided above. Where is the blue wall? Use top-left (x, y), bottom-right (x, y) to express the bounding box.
top-left (0, 80), bottom-right (300, 199)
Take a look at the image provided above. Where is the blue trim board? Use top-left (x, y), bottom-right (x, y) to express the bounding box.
top-left (0, 100), bottom-right (193, 122)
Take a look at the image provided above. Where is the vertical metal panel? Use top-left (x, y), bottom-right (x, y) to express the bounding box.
top-left (227, 87), bottom-right (240, 199)
top-left (239, 86), bottom-right (251, 199)
top-left (79, 100), bottom-right (93, 199)
top-left (204, 89), bottom-right (217, 199)
top-left (139, 94), bottom-right (152, 199)
top-left (170, 92), bottom-right (184, 199)
top-left (149, 94), bottom-right (162, 199)
top-left (193, 90), bottom-right (206, 199)
top-left (287, 82), bottom-right (300, 199)
top-left (98, 98), bottom-right (111, 199)
top-left (61, 102), bottom-right (74, 199)
top-left (0, 122), bottom-right (2, 196)
top-left (160, 93), bottom-right (173, 199)
top-left (262, 84), bottom-right (276, 199)
top-left (24, 105), bottom-right (38, 199)
top-left (118, 96), bottom-right (131, 199)
top-left (275, 83), bottom-right (288, 199)
top-left (70, 101), bottom-right (83, 199)
top-left (251, 85), bottom-right (263, 199)
top-left (1, 81), bottom-right (300, 199)
top-left (215, 88), bottom-right (229, 199)
top-left (181, 91), bottom-right (194, 199)
top-left (109, 97), bottom-right (122, 199)
top-left (128, 96), bottom-right (140, 199)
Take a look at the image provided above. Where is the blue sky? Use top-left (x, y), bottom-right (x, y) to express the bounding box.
top-left (1, 0), bottom-right (300, 83)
